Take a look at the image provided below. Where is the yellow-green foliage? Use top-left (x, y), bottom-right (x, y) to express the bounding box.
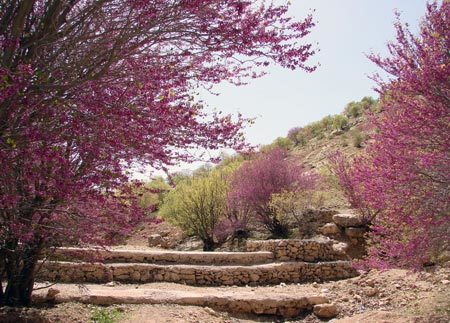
top-left (285, 97), bottom-right (377, 148)
top-left (260, 136), bottom-right (294, 153)
top-left (332, 115), bottom-right (349, 130)
top-left (159, 163), bottom-right (239, 248)
top-left (344, 96), bottom-right (377, 118)
top-left (137, 177), bottom-right (171, 213)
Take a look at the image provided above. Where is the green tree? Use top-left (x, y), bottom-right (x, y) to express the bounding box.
top-left (160, 165), bottom-right (237, 251)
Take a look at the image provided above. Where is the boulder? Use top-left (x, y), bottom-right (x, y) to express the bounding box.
top-left (313, 303), bottom-right (339, 318)
top-left (321, 223), bottom-right (341, 235)
top-left (332, 213), bottom-right (364, 227)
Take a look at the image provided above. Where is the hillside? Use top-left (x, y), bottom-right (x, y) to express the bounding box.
top-left (271, 96), bottom-right (378, 170)
top-left (264, 97), bottom-right (379, 210)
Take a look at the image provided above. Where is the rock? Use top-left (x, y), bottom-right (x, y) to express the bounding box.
top-left (203, 307), bottom-right (219, 317)
top-left (332, 213), bottom-right (364, 227)
top-left (321, 223), bottom-right (341, 235)
top-left (364, 287), bottom-right (378, 297)
top-left (45, 287), bottom-right (60, 301)
top-left (313, 303), bottom-right (338, 318)
top-left (148, 234), bottom-right (163, 247)
top-left (332, 242), bottom-right (349, 253)
top-left (366, 279), bottom-right (376, 287)
top-left (345, 227), bottom-right (366, 238)
top-left (441, 279), bottom-right (449, 285)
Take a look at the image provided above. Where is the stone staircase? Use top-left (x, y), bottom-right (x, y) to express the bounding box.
top-left (37, 239), bottom-right (357, 286)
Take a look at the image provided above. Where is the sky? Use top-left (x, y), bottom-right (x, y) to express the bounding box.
top-left (200, 0), bottom-right (429, 146)
top-left (141, 0), bottom-right (430, 178)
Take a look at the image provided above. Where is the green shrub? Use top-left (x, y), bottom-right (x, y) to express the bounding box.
top-left (351, 129), bottom-right (364, 148)
top-left (344, 97), bottom-right (378, 118)
top-left (91, 307), bottom-right (122, 323)
top-left (344, 101), bottom-right (363, 118)
top-left (295, 130), bottom-right (308, 146)
top-left (320, 115), bottom-right (334, 131)
top-left (332, 115), bottom-right (349, 130)
top-left (159, 163), bottom-right (239, 251)
top-left (260, 136), bottom-right (294, 152)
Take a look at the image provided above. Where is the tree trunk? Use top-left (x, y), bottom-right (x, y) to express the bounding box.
top-left (202, 237), bottom-right (216, 251)
top-left (1, 242), bottom-right (42, 307)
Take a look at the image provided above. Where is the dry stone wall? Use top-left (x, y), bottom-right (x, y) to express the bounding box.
top-left (36, 260), bottom-right (357, 286)
top-left (245, 239), bottom-right (346, 262)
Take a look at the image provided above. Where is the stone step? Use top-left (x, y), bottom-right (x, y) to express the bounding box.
top-left (36, 260), bottom-right (357, 286)
top-left (45, 247), bottom-right (274, 266)
top-left (32, 283), bottom-right (331, 318)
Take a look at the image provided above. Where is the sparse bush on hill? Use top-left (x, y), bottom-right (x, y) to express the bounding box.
top-left (287, 127), bottom-right (303, 145)
top-left (350, 129), bottom-right (365, 148)
top-left (344, 96), bottom-right (377, 118)
top-left (332, 115), bottom-right (349, 131)
top-left (285, 99), bottom-right (374, 148)
top-left (260, 136), bottom-right (294, 153)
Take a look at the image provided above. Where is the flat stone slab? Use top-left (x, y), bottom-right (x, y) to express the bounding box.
top-left (36, 260), bottom-right (357, 285)
top-left (46, 247), bottom-right (274, 266)
top-left (32, 284), bottom-right (329, 318)
top-left (332, 214), bottom-right (364, 228)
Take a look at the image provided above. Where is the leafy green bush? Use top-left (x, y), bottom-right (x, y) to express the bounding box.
top-left (159, 163), bottom-right (239, 250)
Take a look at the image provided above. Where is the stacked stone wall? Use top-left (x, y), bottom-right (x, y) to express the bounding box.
top-left (36, 260), bottom-right (357, 286)
top-left (245, 239), bottom-right (346, 262)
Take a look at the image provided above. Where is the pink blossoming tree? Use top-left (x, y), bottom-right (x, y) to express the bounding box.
top-left (0, 0), bottom-right (316, 305)
top-left (332, 1), bottom-right (449, 269)
top-left (228, 148), bottom-right (318, 238)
